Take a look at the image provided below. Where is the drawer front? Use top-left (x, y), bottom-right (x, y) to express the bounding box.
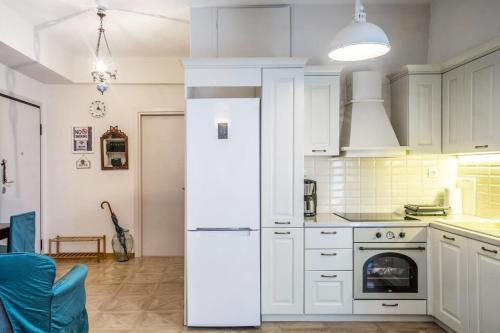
top-left (353, 300), bottom-right (427, 315)
top-left (305, 271), bottom-right (353, 314)
top-left (305, 228), bottom-right (353, 249)
top-left (305, 249), bottom-right (352, 270)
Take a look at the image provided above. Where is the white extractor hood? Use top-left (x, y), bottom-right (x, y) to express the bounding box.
top-left (340, 71), bottom-right (408, 157)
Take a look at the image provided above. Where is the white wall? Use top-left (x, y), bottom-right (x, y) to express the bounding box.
top-left (428, 0), bottom-right (500, 64)
top-left (0, 63), bottom-right (45, 104)
top-left (43, 84), bottom-right (185, 253)
top-left (191, 3), bottom-right (430, 74)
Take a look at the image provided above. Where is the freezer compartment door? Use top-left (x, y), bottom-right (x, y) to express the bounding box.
top-left (187, 230), bottom-right (260, 327)
top-left (185, 98), bottom-right (260, 230)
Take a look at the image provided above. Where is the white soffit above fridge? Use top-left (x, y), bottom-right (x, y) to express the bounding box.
top-left (341, 71), bottom-right (408, 157)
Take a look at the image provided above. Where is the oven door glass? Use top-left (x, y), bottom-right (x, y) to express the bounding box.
top-left (363, 252), bottom-right (417, 293)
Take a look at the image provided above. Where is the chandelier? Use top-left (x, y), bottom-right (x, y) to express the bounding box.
top-left (91, 9), bottom-right (117, 94)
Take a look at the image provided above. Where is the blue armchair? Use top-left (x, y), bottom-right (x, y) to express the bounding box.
top-left (0, 253), bottom-right (89, 333)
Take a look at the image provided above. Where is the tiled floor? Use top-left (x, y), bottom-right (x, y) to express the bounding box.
top-left (55, 257), bottom-right (445, 333)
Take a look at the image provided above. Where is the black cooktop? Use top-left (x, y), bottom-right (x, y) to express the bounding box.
top-left (334, 212), bottom-right (419, 222)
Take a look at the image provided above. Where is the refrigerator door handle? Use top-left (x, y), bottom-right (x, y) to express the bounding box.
top-left (192, 227), bottom-right (256, 232)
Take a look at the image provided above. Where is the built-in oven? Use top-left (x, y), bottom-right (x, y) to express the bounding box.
top-left (353, 227), bottom-right (427, 300)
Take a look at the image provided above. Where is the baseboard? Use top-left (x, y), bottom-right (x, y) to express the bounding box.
top-left (262, 314), bottom-right (434, 322)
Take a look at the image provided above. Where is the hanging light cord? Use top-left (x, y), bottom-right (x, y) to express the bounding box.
top-left (95, 10), bottom-right (113, 60)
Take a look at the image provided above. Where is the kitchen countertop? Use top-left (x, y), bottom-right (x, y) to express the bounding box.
top-left (305, 213), bottom-right (500, 247)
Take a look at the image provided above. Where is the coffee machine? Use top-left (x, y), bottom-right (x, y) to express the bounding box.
top-left (304, 179), bottom-right (317, 217)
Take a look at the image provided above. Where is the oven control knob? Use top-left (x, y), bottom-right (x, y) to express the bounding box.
top-left (375, 232), bottom-right (382, 238)
top-left (399, 232), bottom-right (406, 238)
top-left (386, 231), bottom-right (395, 239)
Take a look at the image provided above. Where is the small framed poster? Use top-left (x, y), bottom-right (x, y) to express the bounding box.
top-left (72, 126), bottom-right (93, 153)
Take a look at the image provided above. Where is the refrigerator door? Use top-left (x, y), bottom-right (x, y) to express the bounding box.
top-left (187, 230), bottom-right (260, 326)
top-left (186, 98), bottom-right (260, 231)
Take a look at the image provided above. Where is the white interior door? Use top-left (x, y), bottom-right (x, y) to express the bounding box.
top-left (141, 114), bottom-right (185, 256)
top-left (0, 95), bottom-right (41, 252)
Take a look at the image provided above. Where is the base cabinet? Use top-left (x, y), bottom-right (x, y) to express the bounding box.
top-left (305, 271), bottom-right (352, 314)
top-left (430, 228), bottom-right (469, 333)
top-left (468, 239), bottom-right (500, 333)
top-left (261, 228), bottom-right (304, 315)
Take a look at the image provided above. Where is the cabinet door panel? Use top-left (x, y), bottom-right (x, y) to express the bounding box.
top-left (464, 51), bottom-right (500, 152)
top-left (262, 68), bottom-right (304, 227)
top-left (442, 66), bottom-right (467, 153)
top-left (304, 76), bottom-right (340, 156)
top-left (305, 271), bottom-right (352, 314)
top-left (468, 239), bottom-right (500, 333)
top-left (409, 75), bottom-right (441, 152)
top-left (261, 228), bottom-right (304, 314)
top-left (430, 228), bottom-right (468, 333)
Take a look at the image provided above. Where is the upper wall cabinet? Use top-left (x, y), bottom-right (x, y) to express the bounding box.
top-left (389, 66), bottom-right (442, 154)
top-left (304, 67), bottom-right (340, 156)
top-left (262, 68), bottom-right (304, 228)
top-left (443, 50), bottom-right (500, 154)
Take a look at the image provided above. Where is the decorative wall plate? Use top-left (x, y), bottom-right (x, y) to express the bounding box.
top-left (89, 100), bottom-right (106, 118)
top-left (76, 155), bottom-right (91, 169)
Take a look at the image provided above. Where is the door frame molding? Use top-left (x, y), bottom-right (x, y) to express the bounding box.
top-left (136, 108), bottom-right (184, 257)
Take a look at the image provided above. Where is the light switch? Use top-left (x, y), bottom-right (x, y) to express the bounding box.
top-left (218, 122), bottom-right (228, 139)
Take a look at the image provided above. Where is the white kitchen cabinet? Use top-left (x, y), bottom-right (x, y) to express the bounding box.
top-left (389, 66), bottom-right (441, 153)
top-left (304, 73), bottom-right (340, 156)
top-left (305, 228), bottom-right (352, 249)
top-left (430, 228), bottom-right (469, 333)
top-left (262, 68), bottom-right (304, 228)
top-left (353, 300), bottom-right (427, 315)
top-left (261, 228), bottom-right (304, 315)
top-left (442, 66), bottom-right (467, 154)
top-left (305, 271), bottom-right (352, 314)
top-left (442, 50), bottom-right (500, 153)
top-left (468, 239), bottom-right (500, 333)
top-left (464, 51), bottom-right (500, 152)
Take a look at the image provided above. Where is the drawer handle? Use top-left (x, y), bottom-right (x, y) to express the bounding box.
top-left (443, 235), bottom-right (455, 241)
top-left (274, 221), bottom-right (291, 225)
top-left (481, 246), bottom-right (498, 254)
top-left (321, 274), bottom-right (337, 278)
top-left (312, 149), bottom-right (327, 153)
top-left (274, 231), bottom-right (291, 235)
top-left (320, 252), bottom-right (337, 256)
top-left (475, 145), bottom-right (489, 149)
top-left (321, 231), bottom-right (337, 235)
top-left (382, 303), bottom-right (399, 307)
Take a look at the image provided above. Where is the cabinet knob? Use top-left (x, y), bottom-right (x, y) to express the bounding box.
top-left (475, 145), bottom-right (488, 149)
top-left (443, 235), bottom-right (455, 241)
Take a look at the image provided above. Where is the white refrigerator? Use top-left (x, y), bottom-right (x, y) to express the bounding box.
top-left (186, 98), bottom-right (261, 327)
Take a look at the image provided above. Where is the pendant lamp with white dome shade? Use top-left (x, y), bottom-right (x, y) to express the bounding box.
top-left (329, 0), bottom-right (391, 61)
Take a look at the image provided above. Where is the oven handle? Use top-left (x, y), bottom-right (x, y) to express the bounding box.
top-left (358, 246), bottom-right (426, 251)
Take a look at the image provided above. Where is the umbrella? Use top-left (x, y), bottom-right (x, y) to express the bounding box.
top-left (101, 201), bottom-right (129, 258)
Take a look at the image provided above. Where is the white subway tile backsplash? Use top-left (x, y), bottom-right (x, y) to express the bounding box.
top-left (306, 155), bottom-right (457, 214)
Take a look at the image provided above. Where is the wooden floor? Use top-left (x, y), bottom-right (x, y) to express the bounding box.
top-left (55, 257), bottom-right (445, 333)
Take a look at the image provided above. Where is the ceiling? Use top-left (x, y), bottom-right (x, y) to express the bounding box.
top-left (0, 0), bottom-right (191, 57)
top-left (0, 0), bottom-right (430, 58)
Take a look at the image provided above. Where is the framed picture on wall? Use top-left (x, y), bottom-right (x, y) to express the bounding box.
top-left (72, 126), bottom-right (93, 153)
